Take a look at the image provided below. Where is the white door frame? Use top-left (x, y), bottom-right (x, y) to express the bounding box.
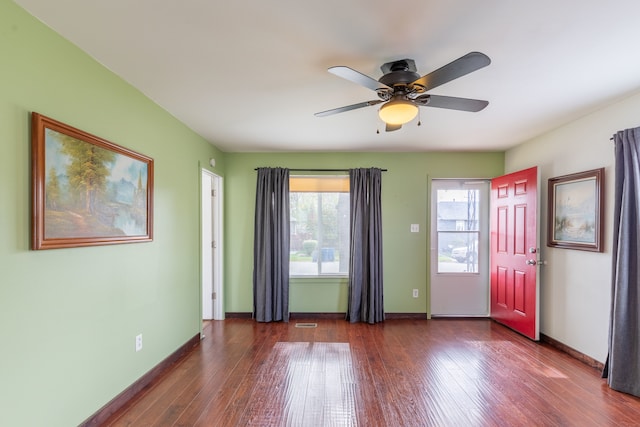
top-left (201, 169), bottom-right (224, 320)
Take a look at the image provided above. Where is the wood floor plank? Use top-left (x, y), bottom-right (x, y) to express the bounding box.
top-left (101, 318), bottom-right (640, 426)
top-left (152, 323), bottom-right (259, 426)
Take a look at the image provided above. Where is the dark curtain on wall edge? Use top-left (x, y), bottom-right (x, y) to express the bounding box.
top-left (602, 127), bottom-right (640, 397)
top-left (253, 167), bottom-right (290, 322)
top-left (347, 168), bottom-right (384, 324)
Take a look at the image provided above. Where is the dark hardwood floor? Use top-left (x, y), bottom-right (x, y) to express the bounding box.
top-left (103, 318), bottom-right (640, 426)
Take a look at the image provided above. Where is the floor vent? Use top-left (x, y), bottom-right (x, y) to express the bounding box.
top-left (295, 323), bottom-right (318, 328)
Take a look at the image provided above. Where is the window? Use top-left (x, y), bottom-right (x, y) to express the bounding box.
top-left (289, 175), bottom-right (349, 276)
top-left (436, 187), bottom-right (480, 273)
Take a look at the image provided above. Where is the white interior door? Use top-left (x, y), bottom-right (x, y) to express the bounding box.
top-left (202, 169), bottom-right (224, 320)
top-left (430, 179), bottom-right (490, 316)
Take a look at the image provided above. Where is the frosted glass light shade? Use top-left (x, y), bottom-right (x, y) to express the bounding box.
top-left (378, 99), bottom-right (418, 125)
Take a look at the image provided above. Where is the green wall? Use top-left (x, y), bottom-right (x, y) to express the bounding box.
top-left (0, 2), bottom-right (223, 425)
top-left (224, 152), bottom-right (504, 315)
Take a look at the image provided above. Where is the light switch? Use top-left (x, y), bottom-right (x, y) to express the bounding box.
top-left (410, 224), bottom-right (419, 233)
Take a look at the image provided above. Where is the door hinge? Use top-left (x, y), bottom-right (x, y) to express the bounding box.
top-left (212, 240), bottom-right (217, 249)
top-left (212, 189), bottom-right (216, 197)
top-left (212, 292), bottom-right (217, 300)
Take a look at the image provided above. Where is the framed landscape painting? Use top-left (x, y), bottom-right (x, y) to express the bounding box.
top-left (31, 113), bottom-right (154, 250)
top-left (547, 168), bottom-right (603, 252)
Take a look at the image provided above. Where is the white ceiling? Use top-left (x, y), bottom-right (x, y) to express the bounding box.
top-left (14, 0), bottom-right (640, 152)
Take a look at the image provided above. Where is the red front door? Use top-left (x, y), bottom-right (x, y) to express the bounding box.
top-left (490, 167), bottom-right (539, 340)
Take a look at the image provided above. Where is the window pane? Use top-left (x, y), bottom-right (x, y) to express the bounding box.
top-left (436, 189), bottom-right (480, 231)
top-left (436, 188), bottom-right (481, 273)
top-left (290, 188), bottom-right (349, 276)
top-left (437, 232), bottom-right (479, 273)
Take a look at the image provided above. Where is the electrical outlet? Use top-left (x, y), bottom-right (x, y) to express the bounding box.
top-left (412, 289), bottom-right (419, 298)
top-left (410, 224), bottom-right (419, 233)
top-left (135, 334), bottom-right (143, 352)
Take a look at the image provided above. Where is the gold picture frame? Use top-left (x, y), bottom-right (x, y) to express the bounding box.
top-left (31, 113), bottom-right (154, 250)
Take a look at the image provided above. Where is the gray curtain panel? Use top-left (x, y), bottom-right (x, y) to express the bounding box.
top-left (347, 168), bottom-right (384, 324)
top-left (603, 127), bottom-right (640, 396)
top-left (253, 167), bottom-right (290, 322)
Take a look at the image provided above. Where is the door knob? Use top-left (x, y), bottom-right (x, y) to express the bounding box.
top-left (526, 259), bottom-right (537, 266)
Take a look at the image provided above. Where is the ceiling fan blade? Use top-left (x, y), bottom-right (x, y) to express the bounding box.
top-left (415, 94), bottom-right (489, 112)
top-left (411, 52), bottom-right (490, 92)
top-left (315, 100), bottom-right (383, 117)
top-left (328, 66), bottom-right (392, 92)
top-left (386, 123), bottom-right (402, 132)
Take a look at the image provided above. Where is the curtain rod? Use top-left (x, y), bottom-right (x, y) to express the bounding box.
top-left (254, 168), bottom-right (387, 172)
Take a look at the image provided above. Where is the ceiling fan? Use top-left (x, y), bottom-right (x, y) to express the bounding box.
top-left (315, 52), bottom-right (491, 132)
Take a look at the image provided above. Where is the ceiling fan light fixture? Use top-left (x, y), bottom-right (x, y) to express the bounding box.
top-left (378, 98), bottom-right (418, 125)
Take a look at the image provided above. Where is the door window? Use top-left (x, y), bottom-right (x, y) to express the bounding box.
top-left (436, 188), bottom-right (480, 273)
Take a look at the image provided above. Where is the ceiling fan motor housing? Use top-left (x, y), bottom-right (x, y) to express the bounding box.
top-left (378, 59), bottom-right (421, 97)
top-left (379, 59), bottom-right (419, 82)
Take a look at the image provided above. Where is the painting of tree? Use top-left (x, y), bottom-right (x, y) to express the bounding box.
top-left (31, 113), bottom-right (153, 249)
top-left (57, 131), bottom-right (115, 214)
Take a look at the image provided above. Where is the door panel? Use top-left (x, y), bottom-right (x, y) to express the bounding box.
top-left (202, 170), bottom-right (224, 321)
top-left (497, 267), bottom-right (507, 306)
top-left (201, 171), bottom-right (214, 320)
top-left (490, 167), bottom-right (539, 340)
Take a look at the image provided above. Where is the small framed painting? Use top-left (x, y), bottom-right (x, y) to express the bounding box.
top-left (547, 168), bottom-right (604, 252)
top-left (31, 113), bottom-right (154, 250)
